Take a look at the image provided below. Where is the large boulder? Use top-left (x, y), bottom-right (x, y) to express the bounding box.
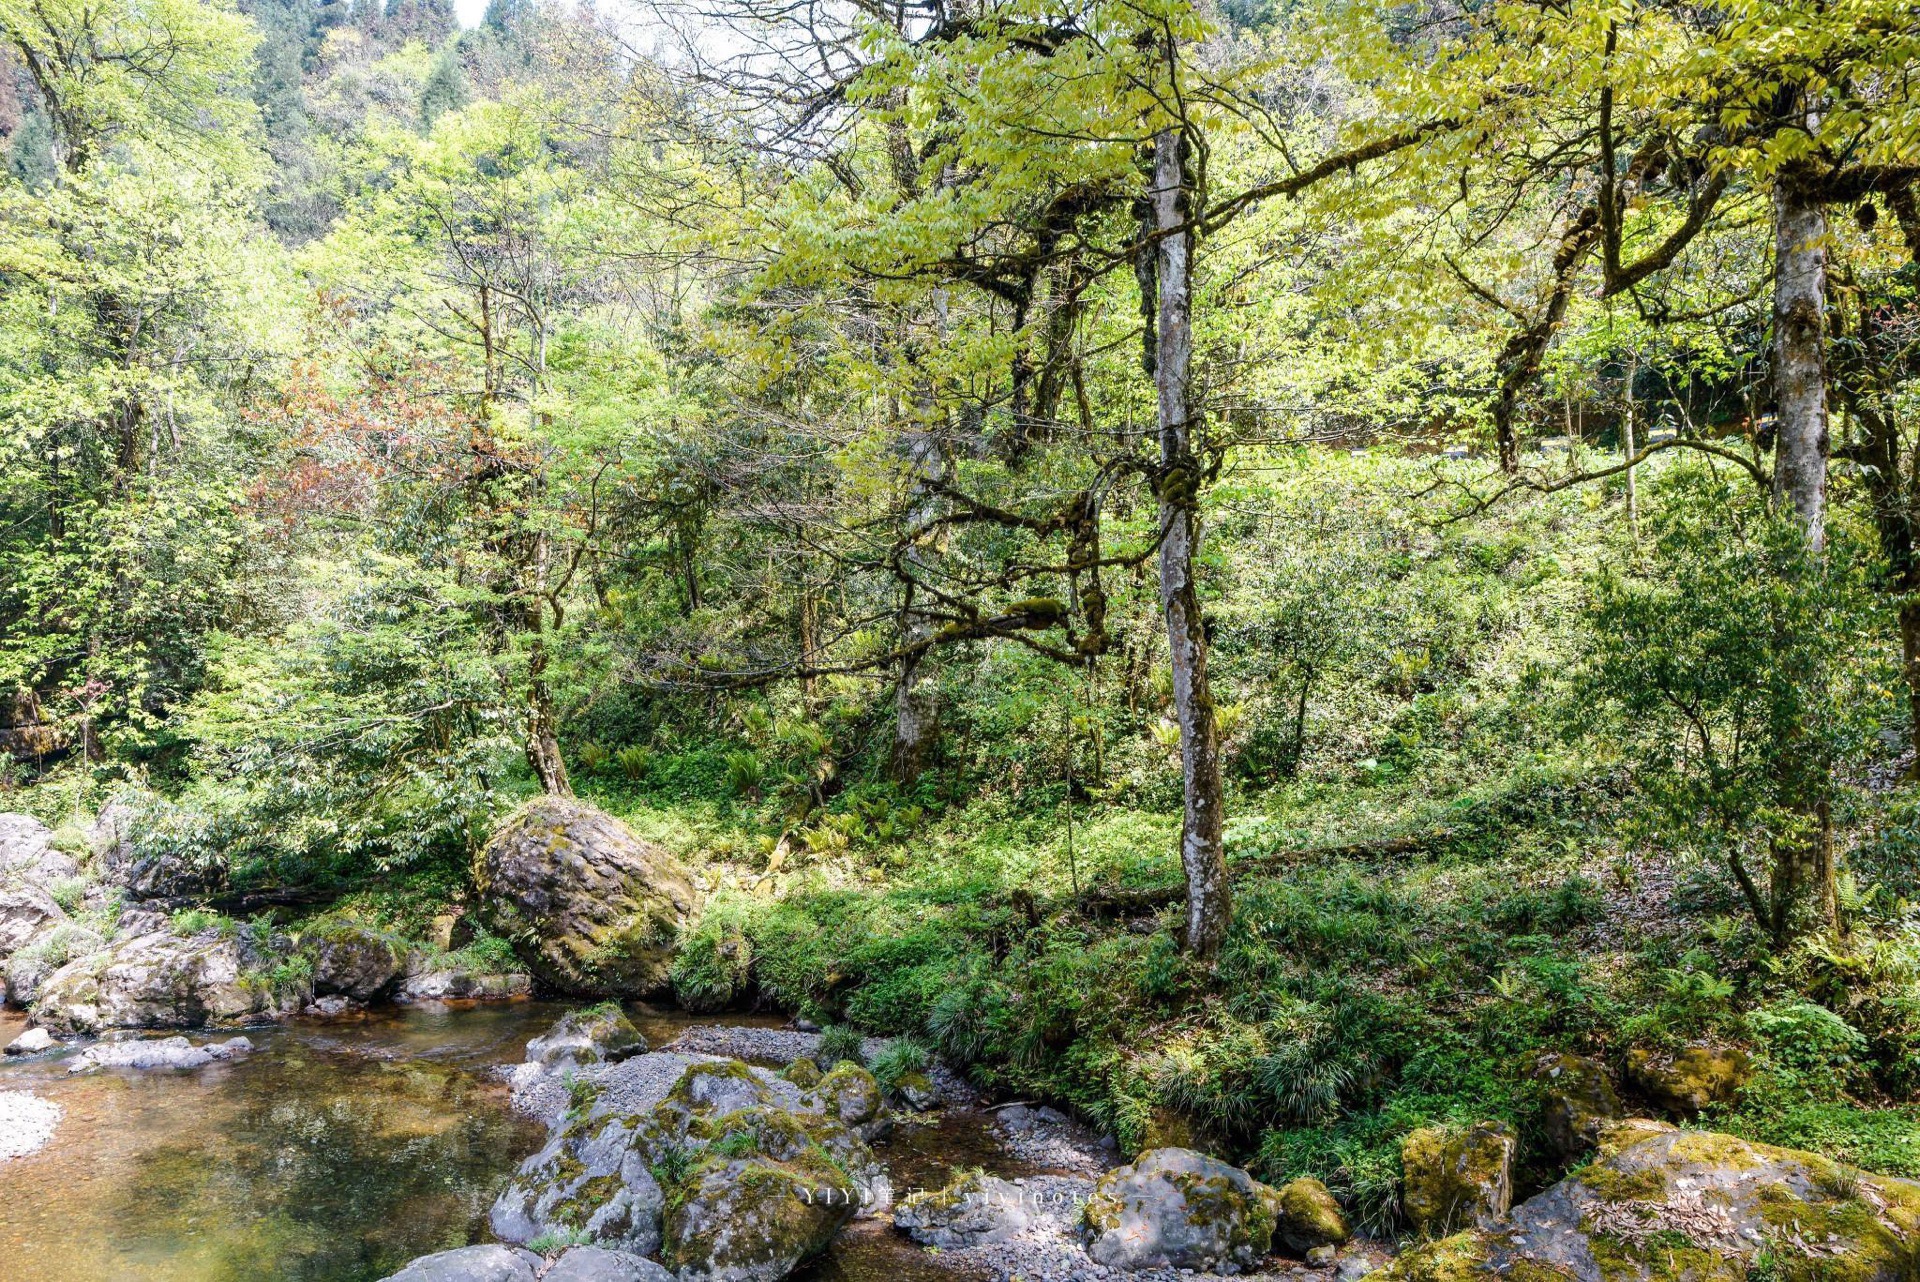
top-left (1371, 1123), bottom-right (1920, 1282)
top-left (0, 884), bottom-right (67, 959)
top-left (30, 929), bottom-right (297, 1034)
top-left (474, 798), bottom-right (697, 996)
top-left (380, 1245), bottom-right (542, 1282)
top-left (1083, 1147), bottom-right (1282, 1273)
top-left (492, 1054), bottom-right (888, 1282)
top-left (1276, 1177), bottom-right (1349, 1254)
top-left (0, 814), bottom-right (79, 887)
top-left (893, 1169), bottom-right (1032, 1247)
top-left (1400, 1122), bottom-right (1514, 1234)
top-left (1625, 1044), bottom-right (1752, 1118)
top-left (526, 1004), bottom-right (648, 1066)
top-left (1535, 1052), bottom-right (1623, 1157)
top-left (305, 922), bottom-right (405, 1001)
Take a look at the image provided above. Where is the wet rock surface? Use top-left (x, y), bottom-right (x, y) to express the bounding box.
top-left (894, 1169), bottom-right (1034, 1247)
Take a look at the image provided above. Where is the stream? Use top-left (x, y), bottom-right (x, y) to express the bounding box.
top-left (0, 1002), bottom-right (1030, 1282)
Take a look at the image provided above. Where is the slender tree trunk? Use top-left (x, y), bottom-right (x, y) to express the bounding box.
top-left (1623, 349), bottom-right (1639, 543)
top-left (525, 637), bottom-right (572, 796)
top-left (891, 392), bottom-right (946, 784)
top-left (1766, 167), bottom-right (1835, 942)
top-left (1150, 128), bottom-right (1230, 959)
top-left (1773, 177), bottom-right (1831, 554)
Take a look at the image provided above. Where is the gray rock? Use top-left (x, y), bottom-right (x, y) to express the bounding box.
top-left (545, 1247), bottom-right (675, 1282)
top-left (306, 923), bottom-right (405, 1000)
top-left (527, 1005), bottom-right (648, 1066)
top-left (1305, 1247), bottom-right (1335, 1267)
top-left (380, 1245), bottom-right (542, 1282)
top-left (4, 1026), bottom-right (55, 1054)
top-left (0, 814), bottom-right (79, 888)
top-left (1082, 1148), bottom-right (1283, 1273)
top-left (304, 995), bottom-right (361, 1018)
top-left (893, 1170), bottom-right (1032, 1247)
top-left (474, 798), bottom-right (698, 996)
top-left (0, 884), bottom-right (67, 960)
top-left (67, 1033), bottom-right (252, 1072)
top-left (1534, 1052), bottom-right (1622, 1157)
top-left (33, 930), bottom-right (298, 1034)
top-left (1333, 1258), bottom-right (1375, 1282)
top-left (396, 965), bottom-right (531, 1002)
top-left (493, 1054), bottom-right (891, 1279)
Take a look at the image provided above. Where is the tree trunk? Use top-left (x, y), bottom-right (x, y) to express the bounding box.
top-left (1772, 176), bottom-right (1830, 553)
top-left (1149, 128), bottom-right (1231, 959)
top-left (1766, 168), bottom-right (1834, 942)
top-left (525, 638), bottom-right (573, 796)
top-left (891, 396), bottom-right (945, 785)
top-left (1623, 349), bottom-right (1639, 543)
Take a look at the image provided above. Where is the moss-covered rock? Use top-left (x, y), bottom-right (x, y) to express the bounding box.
top-left (1624, 1045), bottom-right (1752, 1118)
top-left (31, 929), bottom-right (298, 1034)
top-left (664, 1146), bottom-right (857, 1282)
top-left (493, 1054), bottom-right (888, 1282)
top-left (1276, 1177), bottom-right (1349, 1253)
top-left (305, 921), bottom-right (404, 1001)
top-left (1534, 1052), bottom-right (1623, 1157)
top-left (528, 1005), bottom-right (648, 1066)
top-left (1370, 1126), bottom-right (1920, 1282)
top-left (805, 1061), bottom-right (888, 1141)
top-left (779, 1058), bottom-right (821, 1089)
top-left (1083, 1147), bottom-right (1282, 1273)
top-left (475, 798), bottom-right (698, 996)
top-left (1401, 1123), bottom-right (1514, 1234)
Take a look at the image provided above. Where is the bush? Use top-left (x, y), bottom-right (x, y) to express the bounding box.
top-left (868, 1037), bottom-right (931, 1093)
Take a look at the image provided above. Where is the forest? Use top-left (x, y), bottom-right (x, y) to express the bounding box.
top-left (0, 0), bottom-right (1917, 1279)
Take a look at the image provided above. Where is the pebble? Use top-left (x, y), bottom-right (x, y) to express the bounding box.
top-left (0, 1091), bottom-right (60, 1160)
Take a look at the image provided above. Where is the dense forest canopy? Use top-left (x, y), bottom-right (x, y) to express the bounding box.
top-left (5, 0), bottom-right (1920, 1241)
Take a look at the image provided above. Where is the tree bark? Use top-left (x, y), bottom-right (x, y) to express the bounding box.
top-left (890, 393), bottom-right (946, 784)
top-left (525, 637), bottom-right (573, 796)
top-left (1766, 167), bottom-right (1835, 941)
top-left (1149, 128), bottom-right (1231, 959)
top-left (1772, 176), bottom-right (1831, 553)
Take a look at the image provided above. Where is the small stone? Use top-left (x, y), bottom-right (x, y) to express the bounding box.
top-left (1305, 1246), bottom-right (1336, 1267)
top-left (4, 1027), bottom-right (55, 1055)
top-left (1333, 1259), bottom-right (1375, 1282)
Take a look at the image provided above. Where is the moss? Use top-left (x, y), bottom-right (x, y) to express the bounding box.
top-left (1583, 1230), bottom-right (1745, 1282)
top-left (1277, 1177), bottom-right (1349, 1250)
top-left (1370, 1230), bottom-right (1492, 1282)
top-left (1666, 1132), bottom-right (1763, 1171)
top-left (1574, 1162), bottom-right (1667, 1204)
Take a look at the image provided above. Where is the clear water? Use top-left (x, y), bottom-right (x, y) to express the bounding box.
top-left (0, 1003), bottom-right (1004, 1282)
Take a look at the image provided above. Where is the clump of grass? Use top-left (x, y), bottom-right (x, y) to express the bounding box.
top-left (815, 1025), bottom-right (864, 1069)
top-left (868, 1037), bottom-right (931, 1093)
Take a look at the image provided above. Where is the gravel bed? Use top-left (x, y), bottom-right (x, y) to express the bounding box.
top-left (0, 1091), bottom-right (60, 1160)
top-left (505, 1050), bottom-right (724, 1126)
top-left (989, 1103), bottom-right (1119, 1176)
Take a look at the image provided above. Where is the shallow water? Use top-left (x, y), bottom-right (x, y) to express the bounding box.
top-left (0, 1003), bottom-right (1002, 1282)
